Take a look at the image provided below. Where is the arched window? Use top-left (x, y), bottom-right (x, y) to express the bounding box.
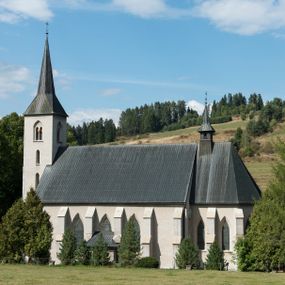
top-left (34, 121), bottom-right (43, 141)
top-left (57, 122), bottom-right (62, 143)
top-left (99, 215), bottom-right (113, 235)
top-left (222, 221), bottom-right (230, 250)
top-left (36, 150), bottom-right (40, 165)
top-left (72, 214), bottom-right (84, 244)
top-left (197, 220), bottom-right (205, 250)
top-left (35, 173), bottom-right (40, 188)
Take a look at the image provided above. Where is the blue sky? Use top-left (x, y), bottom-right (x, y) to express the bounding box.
top-left (0, 0), bottom-right (285, 125)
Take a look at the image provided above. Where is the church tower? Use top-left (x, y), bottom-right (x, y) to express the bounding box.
top-left (22, 32), bottom-right (68, 198)
top-left (198, 95), bottom-right (215, 156)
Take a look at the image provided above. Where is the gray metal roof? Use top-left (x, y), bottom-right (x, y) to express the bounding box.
top-left (24, 37), bottom-right (67, 117)
top-left (87, 232), bottom-right (117, 248)
top-left (192, 142), bottom-right (261, 204)
top-left (37, 144), bottom-right (197, 204)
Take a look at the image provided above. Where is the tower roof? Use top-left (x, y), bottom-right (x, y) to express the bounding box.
top-left (198, 96), bottom-right (215, 133)
top-left (24, 35), bottom-right (67, 117)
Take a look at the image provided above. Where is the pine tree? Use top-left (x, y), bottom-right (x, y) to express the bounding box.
top-left (91, 233), bottom-right (110, 266)
top-left (175, 238), bottom-right (199, 269)
top-left (205, 242), bottom-right (224, 270)
top-left (23, 189), bottom-right (53, 263)
top-left (0, 199), bottom-right (26, 262)
top-left (57, 229), bottom-right (77, 265)
top-left (74, 240), bottom-right (90, 265)
top-left (118, 216), bottom-right (140, 266)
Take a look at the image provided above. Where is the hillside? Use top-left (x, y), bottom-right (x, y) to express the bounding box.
top-left (116, 119), bottom-right (285, 192)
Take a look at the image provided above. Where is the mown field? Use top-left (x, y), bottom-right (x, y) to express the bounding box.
top-left (116, 119), bottom-right (285, 192)
top-left (1, 265), bottom-right (285, 285)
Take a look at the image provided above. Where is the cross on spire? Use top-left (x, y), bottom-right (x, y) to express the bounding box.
top-left (46, 22), bottom-right (49, 38)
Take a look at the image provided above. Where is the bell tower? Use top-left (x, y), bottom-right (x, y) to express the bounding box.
top-left (22, 30), bottom-right (68, 198)
top-left (198, 94), bottom-right (215, 156)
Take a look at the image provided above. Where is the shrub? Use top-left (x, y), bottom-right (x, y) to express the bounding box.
top-left (175, 238), bottom-right (199, 269)
top-left (205, 242), bottom-right (224, 270)
top-left (57, 229), bottom-right (77, 265)
top-left (136, 257), bottom-right (159, 268)
top-left (235, 237), bottom-right (255, 271)
top-left (91, 233), bottom-right (110, 266)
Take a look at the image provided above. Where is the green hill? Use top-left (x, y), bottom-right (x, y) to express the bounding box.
top-left (115, 119), bottom-right (285, 192)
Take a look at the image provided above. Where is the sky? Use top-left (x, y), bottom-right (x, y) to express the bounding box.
top-left (0, 0), bottom-right (285, 125)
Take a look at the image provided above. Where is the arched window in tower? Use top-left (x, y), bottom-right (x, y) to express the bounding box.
top-left (35, 173), bottom-right (40, 188)
top-left (197, 220), bottom-right (205, 250)
top-left (57, 122), bottom-right (62, 143)
top-left (222, 221), bottom-right (230, 250)
top-left (36, 150), bottom-right (40, 165)
top-left (34, 121), bottom-right (43, 141)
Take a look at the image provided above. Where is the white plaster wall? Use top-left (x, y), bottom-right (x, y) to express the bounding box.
top-left (22, 115), bottom-right (66, 198)
top-left (44, 205), bottom-right (185, 269)
top-left (189, 205), bottom-right (253, 270)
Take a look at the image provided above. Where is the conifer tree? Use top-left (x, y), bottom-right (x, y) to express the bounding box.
top-left (0, 199), bottom-right (26, 262)
top-left (205, 241), bottom-right (224, 270)
top-left (91, 233), bottom-right (110, 266)
top-left (175, 238), bottom-right (199, 269)
top-left (57, 229), bottom-right (77, 265)
top-left (24, 189), bottom-right (52, 263)
top-left (74, 240), bottom-right (90, 265)
top-left (118, 216), bottom-right (140, 266)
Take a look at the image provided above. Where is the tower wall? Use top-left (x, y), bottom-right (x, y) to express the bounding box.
top-left (22, 115), bottom-right (66, 198)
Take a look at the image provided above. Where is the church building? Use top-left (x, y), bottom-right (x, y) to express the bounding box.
top-left (22, 36), bottom-right (261, 269)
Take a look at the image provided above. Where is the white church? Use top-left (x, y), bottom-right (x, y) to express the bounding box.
top-left (22, 36), bottom-right (261, 269)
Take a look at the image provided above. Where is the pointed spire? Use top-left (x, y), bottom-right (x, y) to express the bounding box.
top-left (198, 92), bottom-right (215, 133)
top-left (24, 27), bottom-right (67, 117)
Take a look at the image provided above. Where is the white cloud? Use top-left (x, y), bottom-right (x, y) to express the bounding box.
top-left (99, 88), bottom-right (122, 97)
top-left (0, 63), bottom-right (30, 99)
top-left (186, 100), bottom-right (204, 115)
top-left (0, 0), bottom-right (53, 23)
top-left (112, 0), bottom-right (167, 18)
top-left (68, 108), bottom-right (122, 126)
top-left (57, 0), bottom-right (285, 35)
top-left (53, 69), bottom-right (72, 90)
top-left (194, 0), bottom-right (285, 35)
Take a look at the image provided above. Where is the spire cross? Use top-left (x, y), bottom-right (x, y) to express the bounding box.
top-left (45, 22), bottom-right (49, 37)
top-left (205, 92), bottom-right (208, 106)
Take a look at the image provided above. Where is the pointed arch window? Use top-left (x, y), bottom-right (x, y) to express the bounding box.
top-left (35, 173), bottom-right (40, 188)
top-left (36, 150), bottom-right (40, 165)
top-left (72, 214), bottom-right (84, 244)
top-left (34, 122), bottom-right (43, 141)
top-left (222, 221), bottom-right (230, 250)
top-left (99, 215), bottom-right (113, 235)
top-left (57, 122), bottom-right (62, 143)
top-left (197, 220), bottom-right (205, 250)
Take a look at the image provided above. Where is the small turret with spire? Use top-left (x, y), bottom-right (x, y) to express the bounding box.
top-left (198, 93), bottom-right (215, 156)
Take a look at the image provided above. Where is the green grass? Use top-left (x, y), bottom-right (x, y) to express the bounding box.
top-left (0, 265), bottom-right (285, 285)
top-left (245, 159), bottom-right (275, 191)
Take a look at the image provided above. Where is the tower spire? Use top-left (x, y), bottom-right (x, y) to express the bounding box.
top-left (198, 93), bottom-right (215, 156)
top-left (24, 28), bottom-right (67, 117)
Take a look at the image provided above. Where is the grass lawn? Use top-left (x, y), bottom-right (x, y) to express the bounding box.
top-left (1, 265), bottom-right (285, 285)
